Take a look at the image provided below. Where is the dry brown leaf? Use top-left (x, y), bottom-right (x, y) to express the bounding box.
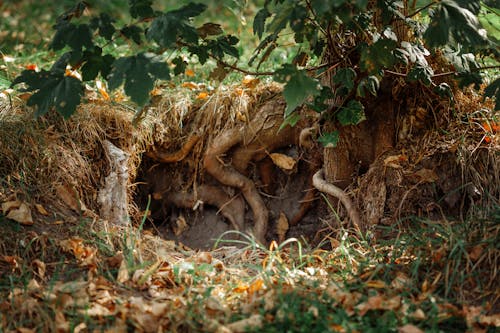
top-left (366, 280), bottom-right (386, 289)
top-left (2, 200), bottom-right (21, 213)
top-left (398, 324), bottom-right (425, 333)
top-left (195, 251), bottom-right (213, 264)
top-left (6, 202), bottom-right (33, 225)
top-left (383, 154), bottom-right (407, 169)
top-left (227, 314), bottom-right (263, 332)
top-left (478, 313), bottom-right (500, 327)
top-left (269, 153), bottom-right (296, 171)
top-left (2, 255), bottom-right (20, 270)
top-left (55, 311), bottom-right (70, 332)
top-left (34, 203), bottom-right (49, 216)
top-left (84, 303), bottom-right (113, 316)
top-left (117, 257), bottom-right (129, 283)
top-left (17, 328), bottom-right (36, 333)
top-left (391, 272), bottom-right (411, 291)
top-left (276, 212), bottom-right (289, 243)
top-left (74, 323), bottom-right (88, 333)
top-left (242, 75), bottom-right (260, 89)
top-left (410, 308), bottom-right (426, 320)
top-left (356, 295), bottom-right (401, 316)
top-left (181, 81), bottom-right (199, 90)
top-left (173, 215), bottom-right (189, 236)
top-left (56, 184), bottom-right (80, 211)
top-left (32, 259), bottom-right (46, 279)
top-left (469, 244), bottom-right (484, 261)
top-left (412, 168), bottom-right (439, 183)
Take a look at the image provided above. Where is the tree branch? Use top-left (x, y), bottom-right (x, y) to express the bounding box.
top-left (406, 0), bottom-right (439, 19)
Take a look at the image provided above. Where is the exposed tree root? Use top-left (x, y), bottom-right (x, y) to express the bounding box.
top-left (146, 135), bottom-right (200, 163)
top-left (203, 127), bottom-right (269, 243)
top-left (167, 184), bottom-right (245, 232)
top-left (312, 169), bottom-right (363, 232)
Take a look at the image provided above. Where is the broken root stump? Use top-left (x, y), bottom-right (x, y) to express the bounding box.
top-left (99, 140), bottom-right (130, 226)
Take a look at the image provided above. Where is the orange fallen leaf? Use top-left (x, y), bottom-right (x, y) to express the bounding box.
top-left (35, 203), bottom-right (49, 216)
top-left (25, 64), bottom-right (38, 71)
top-left (233, 283), bottom-right (249, 293)
top-left (181, 81), bottom-right (199, 90)
top-left (196, 91), bottom-right (209, 100)
top-left (65, 68), bottom-right (82, 80)
top-left (96, 79), bottom-right (110, 100)
top-left (185, 68), bottom-right (195, 77)
top-left (242, 75), bottom-right (260, 89)
top-left (248, 278), bottom-right (264, 296)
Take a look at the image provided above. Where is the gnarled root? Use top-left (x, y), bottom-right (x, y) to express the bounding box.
top-left (312, 169), bottom-right (363, 232)
top-left (204, 127), bottom-right (269, 244)
top-left (167, 184), bottom-right (245, 231)
top-left (146, 135), bottom-right (200, 163)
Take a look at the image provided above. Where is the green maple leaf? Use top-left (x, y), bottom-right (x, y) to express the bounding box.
top-left (12, 70), bottom-right (83, 118)
top-left (274, 64), bottom-right (321, 116)
top-left (318, 131), bottom-right (339, 148)
top-left (337, 100), bottom-right (366, 126)
top-left (108, 53), bottom-right (170, 107)
top-left (253, 7), bottom-right (270, 39)
top-left (147, 3), bottom-right (206, 47)
top-left (332, 67), bottom-right (357, 91)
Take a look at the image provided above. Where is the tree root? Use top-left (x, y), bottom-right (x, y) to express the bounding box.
top-left (167, 184), bottom-right (245, 232)
top-left (312, 169), bottom-right (363, 232)
top-left (203, 127), bottom-right (269, 244)
top-left (146, 135), bottom-right (200, 163)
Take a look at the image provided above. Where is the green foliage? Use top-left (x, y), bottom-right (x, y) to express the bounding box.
top-left (9, 0), bottom-right (499, 123)
top-left (107, 53), bottom-right (170, 106)
top-left (274, 64), bottom-right (321, 116)
top-left (11, 69), bottom-right (83, 118)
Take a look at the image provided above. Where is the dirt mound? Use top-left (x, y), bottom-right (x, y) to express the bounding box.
top-left (0, 82), bottom-right (498, 250)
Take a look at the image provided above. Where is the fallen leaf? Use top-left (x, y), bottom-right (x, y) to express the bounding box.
top-left (117, 257), bottom-right (129, 283)
top-left (242, 75), bottom-right (260, 89)
top-left (248, 278), bottom-right (265, 296)
top-left (172, 215), bottom-right (189, 236)
top-left (181, 81), bottom-right (199, 90)
top-left (1, 255), bottom-right (20, 270)
top-left (34, 203), bottom-right (49, 216)
top-left (196, 91), bottom-right (209, 100)
top-left (227, 314), bottom-right (263, 332)
top-left (412, 168), bottom-right (438, 183)
top-left (185, 69), bottom-right (195, 77)
top-left (269, 153), bottom-right (296, 171)
top-left (398, 324), bottom-right (425, 333)
top-left (384, 154), bottom-right (407, 169)
top-left (2, 200), bottom-right (21, 213)
top-left (56, 184), bottom-right (80, 211)
top-left (25, 64), bottom-right (38, 71)
top-left (6, 202), bottom-right (34, 225)
top-left (478, 313), bottom-right (500, 327)
top-left (96, 79), bottom-right (110, 100)
top-left (276, 212), bottom-right (289, 243)
top-left (366, 280), bottom-right (386, 289)
top-left (65, 68), bottom-right (82, 80)
top-left (469, 244), bottom-right (484, 261)
top-left (55, 311), bottom-right (70, 332)
top-left (32, 259), bottom-right (46, 279)
top-left (410, 308), bottom-right (426, 320)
